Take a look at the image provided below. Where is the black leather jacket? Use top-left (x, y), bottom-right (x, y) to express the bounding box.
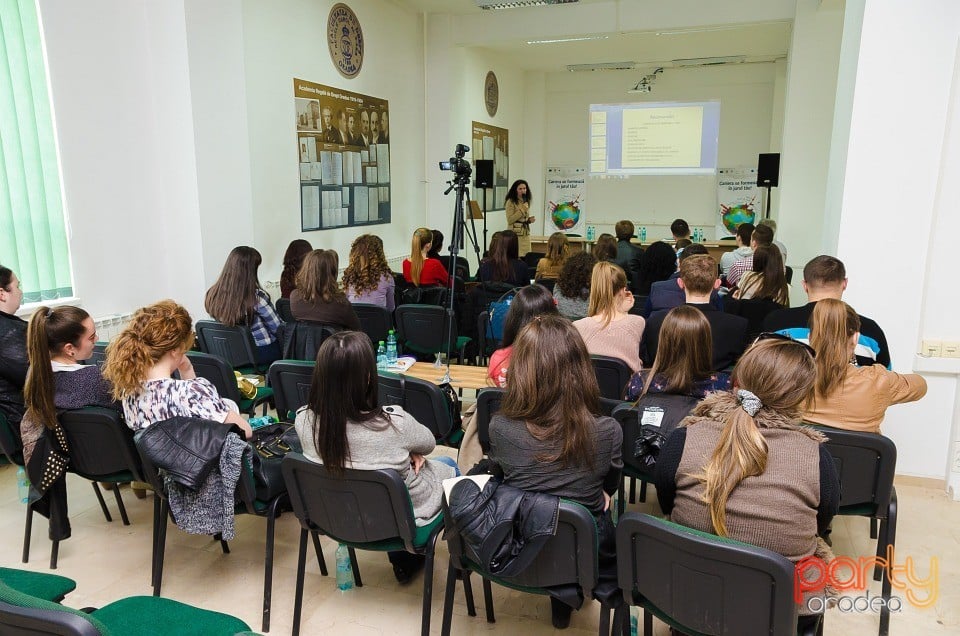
top-left (135, 417), bottom-right (245, 490)
top-left (0, 311), bottom-right (28, 427)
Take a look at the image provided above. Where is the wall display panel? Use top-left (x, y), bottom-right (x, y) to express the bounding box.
top-left (471, 121), bottom-right (509, 211)
top-left (294, 78), bottom-right (390, 231)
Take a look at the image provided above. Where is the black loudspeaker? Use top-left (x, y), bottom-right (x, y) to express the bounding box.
top-left (474, 160), bottom-right (494, 188)
top-left (757, 153), bottom-right (780, 187)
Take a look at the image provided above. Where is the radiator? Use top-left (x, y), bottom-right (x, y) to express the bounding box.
top-left (92, 313), bottom-right (133, 342)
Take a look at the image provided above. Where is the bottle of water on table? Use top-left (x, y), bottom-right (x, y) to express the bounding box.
top-left (336, 543), bottom-right (355, 591)
top-left (376, 341), bottom-right (387, 370)
top-left (386, 329), bottom-right (398, 364)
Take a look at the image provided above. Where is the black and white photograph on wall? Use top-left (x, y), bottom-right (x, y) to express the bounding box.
top-left (294, 77), bottom-right (391, 231)
top-left (472, 121), bottom-right (509, 211)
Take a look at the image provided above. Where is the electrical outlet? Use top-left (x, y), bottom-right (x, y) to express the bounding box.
top-left (922, 339), bottom-right (943, 357)
top-left (943, 341), bottom-right (960, 358)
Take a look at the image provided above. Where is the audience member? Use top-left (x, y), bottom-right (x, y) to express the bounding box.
top-left (656, 336), bottom-right (839, 631)
top-left (642, 244), bottom-right (722, 317)
top-left (280, 239), bottom-right (313, 299)
top-left (426, 229), bottom-right (444, 260)
top-left (636, 241), bottom-right (678, 295)
top-left (734, 244), bottom-right (790, 305)
top-left (484, 231), bottom-right (503, 259)
top-left (291, 250), bottom-right (361, 330)
top-left (726, 223), bottom-right (774, 287)
top-left (613, 220), bottom-right (642, 290)
top-left (487, 284), bottom-right (558, 388)
top-left (643, 255), bottom-right (748, 371)
top-left (803, 299), bottom-right (926, 433)
top-left (478, 230), bottom-right (530, 286)
top-left (758, 218), bottom-right (788, 264)
top-left (504, 180), bottom-right (535, 255)
top-left (294, 331), bottom-right (458, 583)
top-left (719, 222), bottom-right (754, 278)
top-left (104, 300), bottom-right (252, 439)
top-left (0, 265), bottom-right (27, 430)
top-left (489, 315), bottom-right (621, 629)
top-left (535, 232), bottom-right (569, 281)
top-left (762, 255), bottom-right (891, 367)
top-left (553, 252), bottom-right (596, 320)
top-left (625, 305), bottom-right (731, 401)
top-left (402, 227), bottom-right (449, 287)
top-left (591, 233), bottom-right (617, 263)
top-left (343, 234), bottom-right (396, 312)
top-left (573, 262), bottom-right (645, 372)
top-left (205, 246), bottom-right (283, 365)
top-left (670, 218), bottom-right (691, 241)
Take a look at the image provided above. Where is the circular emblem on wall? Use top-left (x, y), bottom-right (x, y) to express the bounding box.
top-left (484, 71), bottom-right (499, 117)
top-left (327, 3), bottom-right (364, 78)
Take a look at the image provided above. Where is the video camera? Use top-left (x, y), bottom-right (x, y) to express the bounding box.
top-left (439, 143), bottom-right (472, 180)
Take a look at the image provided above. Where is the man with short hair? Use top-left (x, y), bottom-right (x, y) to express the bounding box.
top-left (614, 220), bottom-right (643, 291)
top-left (642, 244), bottom-right (724, 317)
top-left (642, 254), bottom-right (748, 371)
top-left (726, 224), bottom-right (774, 287)
top-left (719, 222), bottom-right (754, 278)
top-left (359, 110), bottom-right (371, 148)
top-left (762, 255), bottom-right (891, 368)
top-left (670, 218), bottom-right (691, 241)
top-left (758, 218), bottom-right (788, 264)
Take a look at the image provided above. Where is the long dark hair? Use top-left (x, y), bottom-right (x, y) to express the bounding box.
top-left (592, 234), bottom-right (617, 262)
top-left (639, 305), bottom-right (713, 399)
top-left (484, 229), bottom-right (519, 282)
top-left (25, 306), bottom-right (92, 429)
top-left (637, 241), bottom-right (677, 294)
top-left (501, 284), bottom-right (558, 347)
top-left (505, 180), bottom-right (531, 205)
top-left (296, 249), bottom-right (346, 304)
top-left (280, 240), bottom-right (313, 297)
top-left (739, 245), bottom-right (789, 306)
top-left (204, 246), bottom-right (265, 326)
top-left (305, 331), bottom-right (390, 474)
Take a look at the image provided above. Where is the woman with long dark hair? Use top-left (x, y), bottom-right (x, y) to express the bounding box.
top-left (204, 246), bottom-right (283, 365)
top-left (504, 179), bottom-right (535, 255)
top-left (343, 234), bottom-right (395, 311)
top-left (591, 233), bottom-right (617, 263)
top-left (0, 265), bottom-right (27, 428)
top-left (280, 239), bottom-right (313, 299)
top-left (478, 229), bottom-right (530, 286)
top-left (290, 249), bottom-right (360, 330)
top-left (486, 284), bottom-right (558, 387)
top-left (636, 241), bottom-right (677, 295)
top-left (734, 244), bottom-right (789, 305)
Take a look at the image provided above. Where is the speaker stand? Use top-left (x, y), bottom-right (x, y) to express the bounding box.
top-left (764, 185), bottom-right (772, 219)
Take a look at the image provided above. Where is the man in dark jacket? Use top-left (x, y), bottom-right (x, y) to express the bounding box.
top-left (613, 220), bottom-right (643, 292)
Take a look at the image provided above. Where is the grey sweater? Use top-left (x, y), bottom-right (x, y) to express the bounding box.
top-left (295, 405), bottom-right (456, 526)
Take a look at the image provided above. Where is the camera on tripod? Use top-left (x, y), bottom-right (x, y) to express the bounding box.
top-left (439, 143), bottom-right (472, 180)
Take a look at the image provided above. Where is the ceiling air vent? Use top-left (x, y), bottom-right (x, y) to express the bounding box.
top-left (566, 61), bottom-right (636, 72)
top-left (476, 0), bottom-right (578, 9)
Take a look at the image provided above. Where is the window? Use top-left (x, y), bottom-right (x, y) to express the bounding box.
top-left (0, 0), bottom-right (72, 303)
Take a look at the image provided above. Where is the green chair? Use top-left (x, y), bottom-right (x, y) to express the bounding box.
top-left (394, 304), bottom-right (471, 363)
top-left (186, 352), bottom-right (273, 417)
top-left (0, 569), bottom-right (253, 635)
top-left (0, 567), bottom-right (75, 602)
top-left (266, 360), bottom-right (315, 422)
top-left (195, 320), bottom-right (263, 374)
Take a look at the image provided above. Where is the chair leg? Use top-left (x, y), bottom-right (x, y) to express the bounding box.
top-left (643, 608), bottom-right (653, 636)
top-left (440, 562), bottom-right (458, 636)
top-left (629, 477), bottom-right (636, 504)
top-left (347, 546), bottom-right (363, 587)
top-left (214, 532), bottom-right (230, 554)
top-left (482, 577), bottom-right (495, 623)
top-left (638, 481), bottom-right (647, 504)
top-left (293, 529), bottom-right (308, 636)
top-left (599, 604), bottom-right (610, 636)
top-left (111, 485), bottom-right (130, 526)
top-left (420, 534), bottom-right (441, 636)
top-left (617, 475), bottom-right (626, 517)
top-left (461, 570), bottom-right (476, 617)
top-left (91, 482), bottom-right (113, 522)
top-left (261, 506), bottom-right (279, 633)
top-left (311, 531), bottom-right (328, 576)
top-left (22, 503), bottom-right (33, 563)
top-left (154, 501), bottom-right (169, 597)
top-left (878, 494), bottom-right (897, 636)
top-left (870, 517), bottom-right (878, 539)
top-left (49, 539), bottom-right (59, 570)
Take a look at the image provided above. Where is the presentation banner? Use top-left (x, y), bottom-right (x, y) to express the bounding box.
top-left (471, 121), bottom-right (509, 211)
top-left (716, 167), bottom-right (760, 237)
top-left (545, 167), bottom-right (586, 236)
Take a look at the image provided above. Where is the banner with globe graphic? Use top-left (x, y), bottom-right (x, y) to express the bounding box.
top-left (717, 167), bottom-right (760, 237)
top-left (545, 166), bottom-right (587, 235)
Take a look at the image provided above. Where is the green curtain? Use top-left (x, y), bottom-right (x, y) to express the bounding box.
top-left (0, 0), bottom-right (72, 303)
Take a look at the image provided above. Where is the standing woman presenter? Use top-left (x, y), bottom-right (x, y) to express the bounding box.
top-left (505, 179), bottom-right (535, 256)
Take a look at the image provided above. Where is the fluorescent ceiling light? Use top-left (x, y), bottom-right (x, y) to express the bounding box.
top-left (566, 61), bottom-right (636, 72)
top-left (527, 35), bottom-right (609, 45)
top-left (477, 0), bottom-right (578, 9)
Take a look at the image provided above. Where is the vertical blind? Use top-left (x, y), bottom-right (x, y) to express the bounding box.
top-left (0, 0), bottom-right (72, 303)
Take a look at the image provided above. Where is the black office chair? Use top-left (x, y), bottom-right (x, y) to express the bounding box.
top-left (474, 388), bottom-right (505, 455)
top-left (186, 351), bottom-right (273, 416)
top-left (395, 304), bottom-right (470, 363)
top-left (400, 286), bottom-right (449, 307)
top-left (724, 297), bottom-right (784, 343)
top-left (195, 320), bottom-right (261, 374)
top-left (276, 297), bottom-right (295, 322)
top-left (352, 302), bottom-right (393, 346)
top-left (441, 497), bottom-right (616, 636)
top-left (377, 372), bottom-right (459, 445)
top-left (282, 453), bottom-right (443, 636)
top-left (267, 359), bottom-right (315, 422)
top-left (786, 265), bottom-right (794, 284)
top-left (536, 278), bottom-right (556, 293)
top-left (523, 251), bottom-right (546, 270)
top-left (280, 321), bottom-right (340, 362)
top-left (813, 424), bottom-right (897, 636)
top-left (590, 355), bottom-right (633, 401)
top-left (475, 310), bottom-right (498, 366)
top-left (616, 512), bottom-right (820, 636)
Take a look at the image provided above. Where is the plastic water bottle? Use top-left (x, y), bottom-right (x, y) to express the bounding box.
top-left (586, 225), bottom-right (596, 241)
top-left (376, 341), bottom-right (387, 370)
top-left (386, 330), bottom-right (398, 364)
top-left (640, 226), bottom-right (647, 242)
top-left (17, 466), bottom-right (29, 504)
top-left (336, 543), bottom-right (355, 591)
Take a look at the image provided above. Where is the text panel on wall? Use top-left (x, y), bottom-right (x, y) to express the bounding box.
top-left (471, 121), bottom-right (509, 212)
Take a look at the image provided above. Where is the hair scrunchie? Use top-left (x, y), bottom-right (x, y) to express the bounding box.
top-left (736, 389), bottom-right (763, 417)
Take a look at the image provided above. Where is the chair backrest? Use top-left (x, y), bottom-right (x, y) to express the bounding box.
top-left (377, 372), bottom-right (454, 441)
top-left (186, 351), bottom-right (242, 404)
top-left (785, 266), bottom-right (794, 284)
top-left (536, 278), bottom-right (556, 293)
top-left (612, 397), bottom-right (699, 477)
top-left (195, 320), bottom-right (258, 370)
top-left (616, 513), bottom-right (799, 636)
top-left (60, 408), bottom-right (144, 483)
top-left (0, 412), bottom-right (23, 466)
top-left (723, 297), bottom-right (783, 343)
top-left (395, 304), bottom-right (458, 355)
top-left (475, 388), bottom-right (505, 453)
top-left (267, 360), bottom-right (316, 422)
top-left (590, 355), bottom-right (633, 401)
top-left (444, 495), bottom-right (598, 592)
top-left (811, 424), bottom-right (897, 515)
top-left (352, 303), bottom-right (393, 346)
top-left (523, 251), bottom-right (545, 269)
top-left (281, 452), bottom-right (419, 552)
top-left (280, 321), bottom-right (340, 361)
top-left (276, 297), bottom-right (295, 322)
top-left (400, 286), bottom-right (448, 307)
top-left (0, 576), bottom-right (105, 636)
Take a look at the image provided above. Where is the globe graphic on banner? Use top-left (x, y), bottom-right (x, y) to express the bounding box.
top-left (551, 201), bottom-right (581, 230)
top-left (721, 204), bottom-right (756, 234)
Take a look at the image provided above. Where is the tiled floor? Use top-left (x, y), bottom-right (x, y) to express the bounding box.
top-left (0, 463), bottom-right (957, 635)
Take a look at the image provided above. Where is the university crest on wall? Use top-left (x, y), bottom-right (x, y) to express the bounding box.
top-left (328, 3), bottom-right (364, 78)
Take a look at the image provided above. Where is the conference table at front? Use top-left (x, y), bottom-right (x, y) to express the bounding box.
top-left (400, 362), bottom-right (492, 391)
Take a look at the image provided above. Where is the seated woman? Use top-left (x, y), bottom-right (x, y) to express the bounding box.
top-left (535, 232), bottom-right (569, 282)
top-left (487, 284), bottom-right (559, 388)
top-left (0, 264), bottom-right (28, 432)
top-left (280, 239), bottom-right (313, 299)
top-left (343, 235), bottom-right (396, 311)
top-left (656, 336), bottom-right (840, 630)
top-left (103, 300), bottom-right (252, 439)
top-left (478, 230), bottom-right (530, 286)
top-left (205, 246), bottom-right (283, 366)
top-left (552, 251), bottom-right (596, 321)
top-left (426, 229), bottom-right (444, 260)
top-left (294, 331), bottom-right (458, 582)
top-left (573, 262), bottom-right (646, 372)
top-left (636, 240), bottom-right (677, 296)
top-left (733, 244), bottom-right (789, 305)
top-left (625, 305), bottom-right (731, 401)
top-left (591, 233), bottom-right (617, 263)
top-left (803, 299), bottom-right (926, 433)
top-left (488, 315), bottom-right (622, 629)
top-left (403, 227), bottom-right (449, 287)
top-left (290, 249), bottom-right (361, 330)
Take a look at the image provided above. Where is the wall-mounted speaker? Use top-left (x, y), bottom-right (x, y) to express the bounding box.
top-left (757, 153), bottom-right (780, 188)
top-left (474, 160), bottom-right (494, 188)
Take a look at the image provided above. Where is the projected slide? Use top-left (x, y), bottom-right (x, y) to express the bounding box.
top-left (590, 101), bottom-right (720, 176)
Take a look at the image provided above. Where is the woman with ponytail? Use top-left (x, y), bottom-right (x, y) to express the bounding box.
top-left (573, 261), bottom-right (645, 372)
top-left (103, 300), bottom-right (252, 439)
top-left (656, 336), bottom-right (840, 626)
top-left (804, 299), bottom-right (926, 433)
top-left (402, 228), bottom-right (449, 287)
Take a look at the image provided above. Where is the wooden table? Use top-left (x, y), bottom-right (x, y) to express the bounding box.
top-left (530, 236), bottom-right (737, 262)
top-left (401, 362), bottom-right (492, 391)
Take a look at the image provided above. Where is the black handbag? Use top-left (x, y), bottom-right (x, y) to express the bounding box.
top-left (249, 423), bottom-right (302, 501)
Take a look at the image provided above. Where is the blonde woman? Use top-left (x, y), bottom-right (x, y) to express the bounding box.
top-left (804, 299), bottom-right (926, 433)
top-left (534, 232), bottom-right (569, 281)
top-left (572, 262), bottom-right (645, 372)
top-left (402, 227), bottom-right (449, 287)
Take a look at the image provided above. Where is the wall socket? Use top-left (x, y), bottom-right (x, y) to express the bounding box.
top-left (922, 339), bottom-right (943, 356)
top-left (943, 341), bottom-right (960, 358)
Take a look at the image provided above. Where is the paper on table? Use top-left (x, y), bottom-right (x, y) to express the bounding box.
top-left (301, 185), bottom-right (320, 229)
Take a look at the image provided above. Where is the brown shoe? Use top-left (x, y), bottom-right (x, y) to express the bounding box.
top-left (132, 487), bottom-right (147, 499)
top-left (100, 482), bottom-right (116, 491)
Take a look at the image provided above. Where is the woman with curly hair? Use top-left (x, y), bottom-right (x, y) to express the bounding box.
top-left (280, 239), bottom-right (313, 299)
top-left (291, 250), bottom-right (360, 330)
top-left (552, 251), bottom-right (596, 320)
top-left (343, 234), bottom-right (395, 311)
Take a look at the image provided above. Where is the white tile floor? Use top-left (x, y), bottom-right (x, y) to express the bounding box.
top-left (1, 463), bottom-right (957, 635)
